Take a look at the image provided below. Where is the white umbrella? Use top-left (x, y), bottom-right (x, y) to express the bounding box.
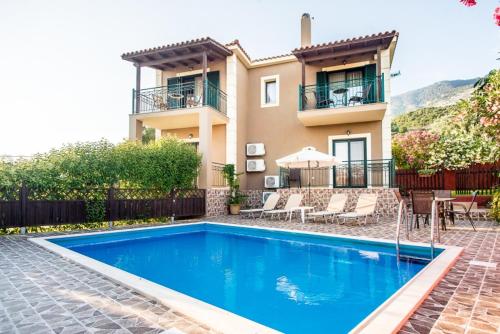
top-left (276, 147), bottom-right (340, 204)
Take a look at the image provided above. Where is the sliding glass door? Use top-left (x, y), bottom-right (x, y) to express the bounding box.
top-left (332, 138), bottom-right (367, 187)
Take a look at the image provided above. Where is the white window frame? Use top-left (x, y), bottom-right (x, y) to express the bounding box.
top-left (260, 75), bottom-right (280, 108)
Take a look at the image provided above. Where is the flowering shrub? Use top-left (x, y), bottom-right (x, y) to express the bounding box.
top-left (392, 130), bottom-right (440, 169)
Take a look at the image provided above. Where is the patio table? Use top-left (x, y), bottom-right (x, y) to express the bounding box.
top-left (435, 197), bottom-right (456, 231)
top-left (289, 206), bottom-right (315, 224)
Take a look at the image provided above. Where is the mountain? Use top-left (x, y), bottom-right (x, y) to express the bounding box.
top-left (391, 78), bottom-right (479, 116)
top-left (391, 106), bottom-right (452, 134)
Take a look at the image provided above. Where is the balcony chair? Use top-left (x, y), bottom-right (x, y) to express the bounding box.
top-left (313, 91), bottom-right (336, 109)
top-left (338, 193), bottom-right (378, 225)
top-left (152, 94), bottom-right (167, 110)
top-left (348, 82), bottom-right (372, 106)
top-left (306, 193), bottom-right (347, 223)
top-left (410, 191), bottom-right (434, 229)
top-left (186, 94), bottom-right (202, 108)
top-left (263, 194), bottom-right (303, 220)
top-left (240, 193), bottom-right (280, 219)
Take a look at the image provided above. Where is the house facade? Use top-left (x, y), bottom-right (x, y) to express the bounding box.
top-left (124, 14), bottom-right (398, 190)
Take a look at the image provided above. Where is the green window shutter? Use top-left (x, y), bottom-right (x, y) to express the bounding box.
top-left (364, 64), bottom-right (377, 103)
top-left (206, 71), bottom-right (220, 109)
top-left (167, 77), bottom-right (180, 109)
top-left (316, 71), bottom-right (329, 109)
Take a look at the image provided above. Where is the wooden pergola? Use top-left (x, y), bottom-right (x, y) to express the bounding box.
top-left (292, 31), bottom-right (398, 88)
top-left (122, 37), bottom-right (233, 113)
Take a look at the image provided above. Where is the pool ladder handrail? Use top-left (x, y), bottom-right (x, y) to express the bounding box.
top-left (395, 200), bottom-right (410, 259)
top-left (397, 200), bottom-right (438, 260)
top-left (429, 200), bottom-right (440, 260)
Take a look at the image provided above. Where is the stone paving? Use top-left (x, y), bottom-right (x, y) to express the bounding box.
top-left (0, 216), bottom-right (498, 334)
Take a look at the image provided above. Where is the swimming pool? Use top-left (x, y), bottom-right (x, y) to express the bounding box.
top-left (32, 223), bottom-right (461, 334)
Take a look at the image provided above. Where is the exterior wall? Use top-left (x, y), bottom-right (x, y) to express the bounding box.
top-left (205, 188), bottom-right (399, 218)
top-left (243, 60), bottom-right (383, 190)
top-left (161, 124), bottom-right (226, 164)
top-left (379, 48), bottom-right (392, 160)
top-left (235, 56), bottom-right (249, 189)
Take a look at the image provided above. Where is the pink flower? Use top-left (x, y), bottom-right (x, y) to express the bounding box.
top-left (495, 7), bottom-right (500, 26)
top-left (460, 0), bottom-right (477, 6)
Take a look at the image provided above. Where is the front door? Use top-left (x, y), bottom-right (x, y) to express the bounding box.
top-left (332, 138), bottom-right (367, 187)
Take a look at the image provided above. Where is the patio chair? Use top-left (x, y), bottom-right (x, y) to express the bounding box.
top-left (313, 91), bottom-right (336, 109)
top-left (348, 82), bottom-right (372, 106)
top-left (240, 193), bottom-right (280, 219)
top-left (433, 190), bottom-right (455, 226)
top-left (263, 194), bottom-right (303, 220)
top-left (448, 191), bottom-right (477, 231)
top-left (306, 193), bottom-right (347, 223)
top-left (152, 94), bottom-right (167, 110)
top-left (338, 193), bottom-right (378, 225)
top-left (410, 191), bottom-right (434, 229)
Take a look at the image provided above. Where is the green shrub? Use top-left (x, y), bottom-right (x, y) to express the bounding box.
top-left (0, 138), bottom-right (201, 197)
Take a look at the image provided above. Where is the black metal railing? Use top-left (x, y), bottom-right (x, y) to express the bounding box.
top-left (299, 75), bottom-right (384, 111)
top-left (280, 159), bottom-right (395, 188)
top-left (132, 80), bottom-right (227, 115)
top-left (212, 162), bottom-right (227, 187)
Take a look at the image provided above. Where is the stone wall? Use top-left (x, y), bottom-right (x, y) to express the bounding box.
top-left (205, 187), bottom-right (399, 217)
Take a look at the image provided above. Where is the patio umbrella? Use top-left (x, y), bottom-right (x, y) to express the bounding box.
top-left (276, 146), bottom-right (340, 205)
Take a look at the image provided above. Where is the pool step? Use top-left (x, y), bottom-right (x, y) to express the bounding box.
top-left (398, 255), bottom-right (431, 264)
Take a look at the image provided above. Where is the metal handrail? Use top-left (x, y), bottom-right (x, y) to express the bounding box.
top-left (395, 200), bottom-right (410, 259)
top-left (299, 75), bottom-right (384, 111)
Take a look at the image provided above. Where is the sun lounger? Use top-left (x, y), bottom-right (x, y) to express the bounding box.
top-left (240, 193), bottom-right (280, 219)
top-left (306, 193), bottom-right (347, 223)
top-left (339, 193), bottom-right (378, 225)
top-left (263, 194), bottom-right (303, 220)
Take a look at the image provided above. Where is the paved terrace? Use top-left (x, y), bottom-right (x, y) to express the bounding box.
top-left (0, 217), bottom-right (498, 334)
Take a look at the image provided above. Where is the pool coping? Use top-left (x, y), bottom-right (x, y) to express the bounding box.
top-left (29, 222), bottom-right (463, 334)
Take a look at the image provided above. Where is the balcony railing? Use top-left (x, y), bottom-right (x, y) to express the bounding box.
top-left (299, 75), bottom-right (385, 111)
top-left (212, 162), bottom-right (228, 187)
top-left (132, 80), bottom-right (227, 115)
top-left (280, 159), bottom-right (395, 188)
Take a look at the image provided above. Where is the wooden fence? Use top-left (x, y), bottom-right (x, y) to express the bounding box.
top-left (396, 163), bottom-right (499, 195)
top-left (0, 186), bottom-right (205, 229)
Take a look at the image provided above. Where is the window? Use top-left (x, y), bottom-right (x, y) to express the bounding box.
top-left (260, 75), bottom-right (280, 107)
top-left (265, 81), bottom-right (276, 104)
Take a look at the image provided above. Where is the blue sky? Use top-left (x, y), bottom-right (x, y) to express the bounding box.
top-left (0, 0), bottom-right (498, 155)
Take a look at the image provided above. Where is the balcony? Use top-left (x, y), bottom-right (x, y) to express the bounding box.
top-left (130, 80), bottom-right (228, 130)
top-left (297, 75), bottom-right (387, 126)
top-left (280, 159), bottom-right (395, 188)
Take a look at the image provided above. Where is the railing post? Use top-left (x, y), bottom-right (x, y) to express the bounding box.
top-left (298, 85), bottom-right (303, 111)
top-left (19, 184), bottom-right (28, 234)
top-left (132, 89), bottom-right (136, 114)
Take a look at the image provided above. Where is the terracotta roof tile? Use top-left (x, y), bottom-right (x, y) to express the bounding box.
top-left (292, 30), bottom-right (398, 53)
top-left (122, 37), bottom-right (231, 58)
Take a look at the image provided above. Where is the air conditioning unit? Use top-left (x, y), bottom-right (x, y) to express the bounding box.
top-left (246, 159), bottom-right (266, 172)
top-left (246, 143), bottom-right (265, 156)
top-left (264, 175), bottom-right (280, 189)
top-left (262, 191), bottom-right (276, 204)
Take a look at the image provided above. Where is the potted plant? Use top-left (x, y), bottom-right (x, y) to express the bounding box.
top-left (222, 164), bottom-right (246, 215)
top-left (417, 168), bottom-right (436, 178)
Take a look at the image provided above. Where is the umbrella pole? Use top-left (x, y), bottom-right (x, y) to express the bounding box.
top-left (308, 161), bottom-right (311, 206)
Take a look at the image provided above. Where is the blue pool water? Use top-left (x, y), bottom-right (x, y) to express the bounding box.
top-left (51, 223), bottom-right (439, 333)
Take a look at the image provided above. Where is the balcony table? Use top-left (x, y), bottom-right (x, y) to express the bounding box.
top-left (289, 206), bottom-right (315, 224)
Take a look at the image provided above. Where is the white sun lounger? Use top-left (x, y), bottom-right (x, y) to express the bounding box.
top-left (263, 194), bottom-right (303, 220)
top-left (306, 193), bottom-right (347, 223)
top-left (339, 193), bottom-right (378, 225)
top-left (240, 193), bottom-right (280, 219)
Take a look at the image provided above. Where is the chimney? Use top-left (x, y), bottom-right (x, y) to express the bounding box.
top-left (300, 13), bottom-right (312, 47)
